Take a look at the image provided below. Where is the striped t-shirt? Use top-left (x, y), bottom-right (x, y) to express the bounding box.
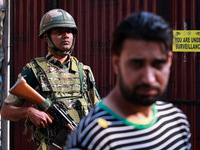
top-left (65, 101), bottom-right (191, 150)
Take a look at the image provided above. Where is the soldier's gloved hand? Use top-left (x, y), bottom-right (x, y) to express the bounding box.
top-left (26, 107), bottom-right (52, 128)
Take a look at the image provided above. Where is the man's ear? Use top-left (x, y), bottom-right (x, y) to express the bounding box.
top-left (43, 31), bottom-right (50, 41)
top-left (43, 34), bottom-right (48, 42)
top-left (112, 55), bottom-right (120, 75)
top-left (167, 51), bottom-right (173, 67)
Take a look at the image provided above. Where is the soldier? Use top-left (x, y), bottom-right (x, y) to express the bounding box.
top-left (1, 9), bottom-right (100, 150)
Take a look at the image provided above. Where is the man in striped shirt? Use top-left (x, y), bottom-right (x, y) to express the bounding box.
top-left (64, 11), bottom-right (191, 150)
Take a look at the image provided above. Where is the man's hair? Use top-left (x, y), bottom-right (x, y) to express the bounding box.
top-left (111, 11), bottom-right (173, 56)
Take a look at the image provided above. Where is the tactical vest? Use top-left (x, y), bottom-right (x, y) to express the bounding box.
top-left (25, 56), bottom-right (92, 147)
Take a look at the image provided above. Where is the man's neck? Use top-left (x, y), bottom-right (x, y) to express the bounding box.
top-left (103, 87), bottom-right (154, 124)
top-left (50, 49), bottom-right (69, 65)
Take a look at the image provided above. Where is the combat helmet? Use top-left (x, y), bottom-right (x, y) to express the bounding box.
top-left (39, 9), bottom-right (78, 55)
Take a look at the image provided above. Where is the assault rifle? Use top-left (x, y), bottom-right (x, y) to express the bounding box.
top-left (9, 77), bottom-right (77, 149)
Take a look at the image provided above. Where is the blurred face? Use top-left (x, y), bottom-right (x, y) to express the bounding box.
top-left (50, 28), bottom-right (74, 52)
top-left (112, 39), bottom-right (173, 106)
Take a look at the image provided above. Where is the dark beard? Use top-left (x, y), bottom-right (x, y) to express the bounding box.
top-left (119, 71), bottom-right (165, 106)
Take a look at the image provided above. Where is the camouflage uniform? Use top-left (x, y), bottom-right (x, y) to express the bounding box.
top-left (4, 9), bottom-right (100, 150)
top-left (5, 52), bottom-right (100, 149)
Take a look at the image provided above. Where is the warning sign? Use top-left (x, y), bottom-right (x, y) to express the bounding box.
top-left (173, 30), bottom-right (200, 52)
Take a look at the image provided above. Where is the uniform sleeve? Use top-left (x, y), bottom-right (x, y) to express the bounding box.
top-left (83, 65), bottom-right (101, 105)
top-left (4, 62), bottom-right (38, 106)
top-left (20, 63), bottom-right (38, 87)
top-left (4, 93), bottom-right (24, 106)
